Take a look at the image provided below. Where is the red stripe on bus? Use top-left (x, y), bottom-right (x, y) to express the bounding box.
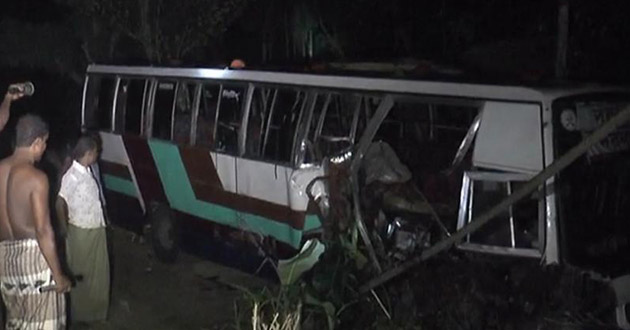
top-left (122, 135), bottom-right (168, 205)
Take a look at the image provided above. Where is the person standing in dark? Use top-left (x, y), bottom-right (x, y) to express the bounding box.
top-left (0, 114), bottom-right (71, 329)
top-left (57, 135), bottom-right (110, 324)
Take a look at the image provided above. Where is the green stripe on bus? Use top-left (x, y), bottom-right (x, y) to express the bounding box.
top-left (303, 214), bottom-right (322, 232)
top-left (103, 174), bottom-right (138, 198)
top-left (147, 140), bottom-right (309, 248)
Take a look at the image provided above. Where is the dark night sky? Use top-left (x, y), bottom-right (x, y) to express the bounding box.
top-left (0, 0), bottom-right (629, 149)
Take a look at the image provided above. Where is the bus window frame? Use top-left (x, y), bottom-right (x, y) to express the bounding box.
top-left (238, 83), bottom-right (256, 156)
top-left (457, 171), bottom-right (543, 258)
top-left (111, 77), bottom-right (122, 131)
top-left (81, 75), bottom-right (89, 127)
top-left (211, 83), bottom-right (249, 155)
top-left (145, 79), bottom-right (157, 137)
top-left (239, 84), bottom-right (315, 168)
top-left (147, 78), bottom-right (179, 140)
top-left (190, 83), bottom-right (202, 144)
top-left (292, 91), bottom-right (317, 167)
top-left (261, 88), bottom-right (279, 157)
top-left (82, 74), bottom-right (119, 132)
top-left (170, 81), bottom-right (202, 145)
top-left (113, 77), bottom-right (152, 137)
top-left (140, 79), bottom-right (149, 136)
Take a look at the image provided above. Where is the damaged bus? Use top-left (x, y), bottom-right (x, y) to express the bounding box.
top-left (82, 64), bottom-right (630, 327)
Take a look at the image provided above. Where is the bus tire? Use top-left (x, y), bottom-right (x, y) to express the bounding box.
top-left (149, 203), bottom-right (179, 263)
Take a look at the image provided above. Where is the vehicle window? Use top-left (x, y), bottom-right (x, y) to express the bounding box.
top-left (553, 95), bottom-right (630, 272)
top-left (196, 84), bottom-right (220, 148)
top-left (259, 88), bottom-right (306, 164)
top-left (152, 81), bottom-right (176, 140)
top-left (84, 75), bottom-right (116, 131)
top-left (244, 86), bottom-right (271, 157)
top-left (115, 79), bottom-right (147, 135)
top-left (461, 173), bottom-right (540, 250)
top-left (172, 82), bottom-right (196, 145)
top-left (215, 84), bottom-right (246, 154)
top-left (317, 94), bottom-right (361, 155)
top-left (303, 92), bottom-right (378, 164)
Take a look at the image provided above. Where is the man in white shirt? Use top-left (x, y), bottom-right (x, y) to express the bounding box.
top-left (56, 135), bottom-right (109, 324)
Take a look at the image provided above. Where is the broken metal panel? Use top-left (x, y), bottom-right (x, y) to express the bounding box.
top-left (473, 101), bottom-right (544, 174)
top-left (277, 238), bottom-right (326, 285)
top-left (289, 165), bottom-right (327, 212)
top-left (351, 95), bottom-right (395, 274)
top-left (451, 112), bottom-right (482, 169)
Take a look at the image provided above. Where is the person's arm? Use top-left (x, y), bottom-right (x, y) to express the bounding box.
top-left (0, 88), bottom-right (25, 132)
top-left (55, 196), bottom-right (69, 238)
top-left (31, 172), bottom-right (71, 293)
top-left (0, 94), bottom-right (12, 132)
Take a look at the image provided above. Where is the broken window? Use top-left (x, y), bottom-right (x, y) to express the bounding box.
top-left (316, 93), bottom-right (361, 156)
top-left (172, 82), bottom-right (196, 145)
top-left (196, 84), bottom-right (220, 148)
top-left (457, 171), bottom-right (540, 255)
top-left (245, 86), bottom-right (272, 158)
top-left (114, 78), bottom-right (147, 135)
top-left (303, 92), bottom-right (374, 164)
top-left (373, 98), bottom-right (480, 222)
top-left (84, 75), bottom-right (116, 131)
top-left (215, 84), bottom-right (246, 154)
top-left (245, 87), bottom-right (307, 165)
top-left (152, 80), bottom-right (176, 140)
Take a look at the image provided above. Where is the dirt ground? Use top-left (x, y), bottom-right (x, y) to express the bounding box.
top-left (71, 226), bottom-right (270, 330)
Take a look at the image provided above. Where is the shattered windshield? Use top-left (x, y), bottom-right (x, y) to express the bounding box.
top-left (553, 93), bottom-right (630, 276)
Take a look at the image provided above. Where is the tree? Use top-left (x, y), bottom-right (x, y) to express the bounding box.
top-left (90, 0), bottom-right (251, 64)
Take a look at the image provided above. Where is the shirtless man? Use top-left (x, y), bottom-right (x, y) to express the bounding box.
top-left (0, 84), bottom-right (27, 133)
top-left (0, 114), bottom-right (70, 329)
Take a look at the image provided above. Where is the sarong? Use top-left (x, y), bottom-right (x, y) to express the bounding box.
top-left (66, 225), bottom-right (109, 322)
top-left (0, 239), bottom-right (66, 330)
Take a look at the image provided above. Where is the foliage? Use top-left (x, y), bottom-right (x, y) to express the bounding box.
top-left (87, 0), bottom-right (251, 63)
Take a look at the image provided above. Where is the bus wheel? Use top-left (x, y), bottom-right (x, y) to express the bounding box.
top-left (149, 203), bottom-right (179, 263)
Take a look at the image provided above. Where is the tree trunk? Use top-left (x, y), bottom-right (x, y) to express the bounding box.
top-left (555, 0), bottom-right (569, 79)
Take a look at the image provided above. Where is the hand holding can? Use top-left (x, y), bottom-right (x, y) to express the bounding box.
top-left (6, 82), bottom-right (34, 100)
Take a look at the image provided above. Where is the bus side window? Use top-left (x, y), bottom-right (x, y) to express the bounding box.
top-left (310, 93), bottom-right (361, 160)
top-left (172, 82), bottom-right (196, 145)
top-left (152, 81), bottom-right (176, 140)
top-left (84, 76), bottom-right (116, 131)
top-left (245, 87), bottom-right (273, 158)
top-left (118, 79), bottom-right (147, 136)
top-left (257, 89), bottom-right (306, 164)
top-left (460, 173), bottom-right (540, 251)
top-left (196, 84), bottom-right (220, 148)
top-left (215, 84), bottom-right (245, 154)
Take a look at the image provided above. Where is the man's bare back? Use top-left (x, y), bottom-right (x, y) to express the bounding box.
top-left (0, 156), bottom-right (19, 241)
top-left (5, 162), bottom-right (48, 241)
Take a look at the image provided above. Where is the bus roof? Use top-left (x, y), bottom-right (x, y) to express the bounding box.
top-left (87, 64), bottom-right (628, 104)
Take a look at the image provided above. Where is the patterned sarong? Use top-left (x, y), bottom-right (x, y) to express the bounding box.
top-left (0, 239), bottom-right (66, 329)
